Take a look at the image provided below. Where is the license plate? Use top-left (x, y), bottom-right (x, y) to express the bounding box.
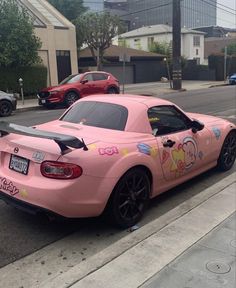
top-left (9, 155), bottom-right (29, 175)
top-left (41, 99), bottom-right (46, 104)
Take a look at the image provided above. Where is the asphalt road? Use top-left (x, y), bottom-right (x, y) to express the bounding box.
top-left (0, 85), bottom-right (235, 270)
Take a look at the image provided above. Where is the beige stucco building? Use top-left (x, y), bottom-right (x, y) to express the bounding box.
top-left (114, 24), bottom-right (206, 65)
top-left (18, 0), bottom-right (78, 86)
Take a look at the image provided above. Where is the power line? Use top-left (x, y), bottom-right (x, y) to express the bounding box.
top-left (83, 0), bottom-right (235, 26)
top-left (199, 0), bottom-right (236, 16)
top-left (205, 0), bottom-right (236, 12)
top-left (119, 2), bottom-right (173, 18)
top-left (82, 1), bottom-right (173, 17)
top-left (182, 4), bottom-right (235, 26)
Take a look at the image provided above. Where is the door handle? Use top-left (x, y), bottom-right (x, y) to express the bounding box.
top-left (163, 140), bottom-right (176, 148)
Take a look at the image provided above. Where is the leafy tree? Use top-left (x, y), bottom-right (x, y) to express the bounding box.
top-left (74, 12), bottom-right (124, 69)
top-left (150, 41), bottom-right (187, 69)
top-left (149, 41), bottom-right (171, 58)
top-left (48, 0), bottom-right (87, 21)
top-left (0, 0), bottom-right (41, 67)
top-left (221, 42), bottom-right (236, 56)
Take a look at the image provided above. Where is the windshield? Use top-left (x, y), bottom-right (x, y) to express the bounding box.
top-left (59, 74), bottom-right (82, 85)
top-left (60, 101), bottom-right (128, 131)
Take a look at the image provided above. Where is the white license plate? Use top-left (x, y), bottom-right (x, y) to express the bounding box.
top-left (9, 155), bottom-right (29, 175)
top-left (41, 99), bottom-right (46, 104)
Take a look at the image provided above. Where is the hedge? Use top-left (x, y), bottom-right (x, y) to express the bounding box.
top-left (0, 65), bottom-right (47, 96)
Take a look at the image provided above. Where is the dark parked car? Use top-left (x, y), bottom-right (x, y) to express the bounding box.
top-left (229, 73), bottom-right (236, 85)
top-left (0, 91), bottom-right (17, 117)
top-left (38, 71), bottom-right (120, 108)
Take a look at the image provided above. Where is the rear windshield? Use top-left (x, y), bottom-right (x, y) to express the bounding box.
top-left (60, 101), bottom-right (128, 131)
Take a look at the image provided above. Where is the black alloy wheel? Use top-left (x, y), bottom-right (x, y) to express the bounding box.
top-left (107, 87), bottom-right (118, 94)
top-left (217, 131), bottom-right (236, 171)
top-left (0, 100), bottom-right (13, 117)
top-left (108, 168), bottom-right (150, 228)
top-left (64, 91), bottom-right (79, 107)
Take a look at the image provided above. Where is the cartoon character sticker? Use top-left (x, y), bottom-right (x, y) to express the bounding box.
top-left (198, 151), bottom-right (203, 160)
top-left (169, 137), bottom-right (198, 176)
top-left (212, 127), bottom-right (221, 140)
top-left (137, 143), bottom-right (158, 157)
top-left (98, 146), bottom-right (119, 156)
top-left (182, 137), bottom-right (197, 168)
top-left (170, 145), bottom-right (186, 175)
top-left (161, 150), bottom-right (170, 164)
top-left (0, 177), bottom-right (20, 196)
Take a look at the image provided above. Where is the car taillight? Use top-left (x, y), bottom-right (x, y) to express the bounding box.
top-left (40, 161), bottom-right (82, 179)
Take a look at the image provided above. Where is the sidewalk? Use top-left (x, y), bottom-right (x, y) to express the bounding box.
top-left (37, 173), bottom-right (235, 288)
top-left (16, 80), bottom-right (226, 111)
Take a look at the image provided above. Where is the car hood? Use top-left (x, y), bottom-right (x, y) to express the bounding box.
top-left (41, 83), bottom-right (76, 92)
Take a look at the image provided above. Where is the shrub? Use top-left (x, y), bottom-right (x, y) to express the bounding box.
top-left (0, 65), bottom-right (47, 96)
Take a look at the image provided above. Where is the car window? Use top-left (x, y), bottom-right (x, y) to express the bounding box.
top-left (147, 105), bottom-right (192, 136)
top-left (83, 74), bottom-right (93, 82)
top-left (92, 73), bottom-right (108, 81)
top-left (60, 74), bottom-right (82, 84)
top-left (60, 101), bottom-right (128, 131)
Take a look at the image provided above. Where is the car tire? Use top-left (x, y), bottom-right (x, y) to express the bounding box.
top-left (64, 91), bottom-right (79, 107)
top-left (217, 130), bottom-right (236, 171)
top-left (106, 167), bottom-right (150, 228)
top-left (0, 100), bottom-right (13, 117)
top-left (107, 87), bottom-right (119, 94)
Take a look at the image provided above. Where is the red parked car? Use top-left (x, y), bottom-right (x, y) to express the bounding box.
top-left (38, 71), bottom-right (120, 108)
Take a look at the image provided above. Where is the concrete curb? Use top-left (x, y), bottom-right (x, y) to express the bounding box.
top-left (209, 83), bottom-right (229, 88)
top-left (14, 83), bottom-right (228, 113)
top-left (16, 106), bottom-right (42, 112)
top-left (40, 172), bottom-right (236, 288)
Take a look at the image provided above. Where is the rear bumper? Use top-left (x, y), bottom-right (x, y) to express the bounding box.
top-left (0, 173), bottom-right (116, 218)
top-left (0, 190), bottom-right (62, 218)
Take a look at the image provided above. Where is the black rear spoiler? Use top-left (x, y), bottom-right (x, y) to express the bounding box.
top-left (0, 121), bottom-right (88, 154)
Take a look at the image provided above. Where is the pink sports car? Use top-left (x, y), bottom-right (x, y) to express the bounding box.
top-left (0, 95), bottom-right (235, 228)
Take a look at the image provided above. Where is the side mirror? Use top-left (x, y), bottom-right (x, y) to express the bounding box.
top-left (191, 120), bottom-right (204, 133)
top-left (81, 79), bottom-right (88, 84)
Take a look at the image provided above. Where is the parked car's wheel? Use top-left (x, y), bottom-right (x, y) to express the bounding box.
top-left (0, 100), bottom-right (13, 117)
top-left (107, 87), bottom-right (119, 94)
top-left (64, 91), bottom-right (79, 107)
top-left (107, 167), bottom-right (150, 228)
top-left (217, 130), bottom-right (236, 171)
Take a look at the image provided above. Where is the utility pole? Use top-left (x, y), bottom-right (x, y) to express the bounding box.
top-left (224, 46), bottom-right (227, 82)
top-left (172, 0), bottom-right (182, 90)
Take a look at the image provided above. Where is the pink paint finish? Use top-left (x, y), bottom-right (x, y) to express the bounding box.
top-left (0, 95), bottom-right (235, 224)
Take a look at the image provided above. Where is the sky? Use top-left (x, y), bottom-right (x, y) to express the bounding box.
top-left (217, 0), bottom-right (236, 28)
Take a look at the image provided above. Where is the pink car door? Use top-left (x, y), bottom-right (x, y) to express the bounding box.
top-left (148, 105), bottom-right (212, 181)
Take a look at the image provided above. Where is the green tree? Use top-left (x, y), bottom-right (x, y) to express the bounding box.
top-left (0, 0), bottom-right (41, 67)
top-left (48, 0), bottom-right (87, 21)
top-left (222, 42), bottom-right (236, 56)
top-left (150, 40), bottom-right (187, 69)
top-left (149, 41), bottom-right (171, 57)
top-left (74, 12), bottom-right (124, 69)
